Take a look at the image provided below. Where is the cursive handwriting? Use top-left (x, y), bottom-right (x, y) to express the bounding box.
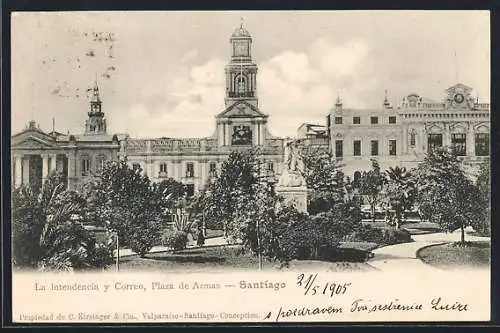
top-left (272, 305), bottom-right (343, 322)
top-left (351, 298), bottom-right (423, 313)
top-left (430, 297), bottom-right (468, 311)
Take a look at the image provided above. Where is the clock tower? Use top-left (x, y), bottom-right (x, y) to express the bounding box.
top-left (215, 22), bottom-right (269, 147)
top-left (224, 21), bottom-right (258, 109)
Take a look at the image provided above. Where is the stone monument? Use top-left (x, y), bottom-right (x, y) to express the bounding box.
top-left (275, 140), bottom-right (308, 212)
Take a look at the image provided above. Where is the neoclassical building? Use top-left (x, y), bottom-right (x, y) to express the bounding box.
top-left (11, 23), bottom-right (490, 192)
top-left (325, 83), bottom-right (490, 179)
top-left (11, 23), bottom-right (285, 193)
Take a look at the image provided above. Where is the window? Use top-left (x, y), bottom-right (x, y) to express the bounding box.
top-left (81, 156), bottom-right (90, 176)
top-left (209, 162), bottom-right (217, 177)
top-left (389, 140), bottom-right (397, 156)
top-left (409, 131), bottom-right (416, 146)
top-left (186, 162), bottom-right (195, 178)
top-left (334, 117), bottom-right (343, 125)
top-left (335, 140), bottom-right (343, 158)
top-left (371, 140), bottom-right (379, 156)
top-left (159, 163), bottom-right (168, 177)
top-left (186, 184), bottom-right (195, 197)
top-left (427, 134), bottom-right (443, 152)
top-left (475, 133), bottom-right (489, 156)
top-left (389, 116), bottom-right (397, 124)
top-left (353, 117), bottom-right (360, 124)
top-left (353, 140), bottom-right (361, 156)
top-left (267, 162), bottom-right (274, 171)
top-left (132, 163), bottom-right (141, 171)
top-left (370, 116), bottom-right (378, 124)
top-left (451, 134), bottom-right (466, 156)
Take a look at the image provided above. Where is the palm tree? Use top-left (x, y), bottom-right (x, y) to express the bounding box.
top-left (384, 166), bottom-right (415, 228)
top-left (12, 173), bottom-right (113, 271)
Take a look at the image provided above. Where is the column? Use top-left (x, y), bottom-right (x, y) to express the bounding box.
top-left (225, 122), bottom-right (231, 146)
top-left (420, 127), bottom-right (426, 154)
top-left (252, 121), bottom-right (258, 145)
top-left (402, 126), bottom-right (408, 155)
top-left (22, 156), bottom-right (30, 185)
top-left (259, 121), bottom-right (265, 146)
top-left (41, 154), bottom-right (49, 185)
top-left (50, 154), bottom-right (57, 173)
top-left (467, 122), bottom-right (475, 156)
top-left (443, 123), bottom-right (450, 148)
top-left (67, 152), bottom-right (74, 189)
top-left (200, 159), bottom-right (207, 190)
top-left (14, 154), bottom-right (22, 188)
top-left (217, 122), bottom-right (224, 146)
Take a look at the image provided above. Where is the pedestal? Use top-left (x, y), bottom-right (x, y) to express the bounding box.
top-left (275, 185), bottom-right (308, 213)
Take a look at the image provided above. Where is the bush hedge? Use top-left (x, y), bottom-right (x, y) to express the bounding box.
top-left (352, 225), bottom-right (412, 245)
top-left (161, 229), bottom-right (188, 251)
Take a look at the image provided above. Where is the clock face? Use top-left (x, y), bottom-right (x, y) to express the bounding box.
top-left (454, 93), bottom-right (465, 104)
top-left (231, 125), bottom-right (252, 145)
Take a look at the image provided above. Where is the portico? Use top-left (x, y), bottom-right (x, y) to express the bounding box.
top-left (11, 151), bottom-right (68, 189)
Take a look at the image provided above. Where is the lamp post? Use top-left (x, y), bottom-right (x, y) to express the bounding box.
top-left (115, 231), bottom-right (119, 272)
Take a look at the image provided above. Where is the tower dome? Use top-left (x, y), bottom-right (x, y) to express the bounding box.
top-left (231, 19), bottom-right (251, 39)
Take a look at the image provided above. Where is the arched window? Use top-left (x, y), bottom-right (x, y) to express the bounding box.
top-left (237, 76), bottom-right (246, 94)
top-left (159, 163), bottom-right (168, 177)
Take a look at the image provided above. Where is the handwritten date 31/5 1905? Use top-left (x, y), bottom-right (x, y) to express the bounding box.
top-left (297, 273), bottom-right (352, 297)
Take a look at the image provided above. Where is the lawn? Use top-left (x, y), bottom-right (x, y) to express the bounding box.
top-left (417, 241), bottom-right (491, 270)
top-left (118, 245), bottom-right (377, 273)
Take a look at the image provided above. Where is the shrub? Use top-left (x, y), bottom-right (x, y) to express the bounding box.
top-left (276, 214), bottom-right (343, 262)
top-left (162, 229), bottom-right (188, 251)
top-left (318, 247), bottom-right (372, 263)
top-left (352, 225), bottom-right (412, 246)
top-left (128, 221), bottom-right (162, 257)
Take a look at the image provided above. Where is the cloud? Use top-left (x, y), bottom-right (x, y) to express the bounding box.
top-left (112, 58), bottom-right (226, 138)
top-left (114, 37), bottom-right (377, 138)
top-left (181, 49), bottom-right (199, 63)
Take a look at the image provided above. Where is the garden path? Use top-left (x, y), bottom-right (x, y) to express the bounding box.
top-left (368, 228), bottom-right (490, 272)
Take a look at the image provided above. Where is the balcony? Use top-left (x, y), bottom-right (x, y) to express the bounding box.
top-left (158, 171), bottom-right (168, 178)
top-left (227, 91), bottom-right (255, 98)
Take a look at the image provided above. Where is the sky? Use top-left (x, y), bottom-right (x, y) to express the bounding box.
top-left (11, 11), bottom-right (490, 138)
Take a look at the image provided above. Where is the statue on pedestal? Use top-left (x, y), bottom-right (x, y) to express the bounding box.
top-left (276, 139), bottom-right (308, 212)
top-left (278, 140), bottom-right (306, 188)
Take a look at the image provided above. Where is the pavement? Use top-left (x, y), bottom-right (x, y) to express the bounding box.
top-left (115, 236), bottom-right (229, 258)
top-left (368, 227), bottom-right (490, 272)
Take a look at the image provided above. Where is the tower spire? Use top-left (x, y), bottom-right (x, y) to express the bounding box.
top-left (85, 78), bottom-right (106, 135)
top-left (335, 92), bottom-right (343, 110)
top-left (383, 89), bottom-right (391, 108)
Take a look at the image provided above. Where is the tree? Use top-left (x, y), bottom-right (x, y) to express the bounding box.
top-left (84, 161), bottom-right (168, 257)
top-left (359, 159), bottom-right (386, 222)
top-left (204, 148), bottom-right (261, 237)
top-left (383, 166), bottom-right (416, 228)
top-left (414, 147), bottom-right (487, 243)
top-left (299, 147), bottom-right (346, 215)
top-left (472, 161), bottom-right (490, 235)
top-left (12, 173), bottom-right (114, 271)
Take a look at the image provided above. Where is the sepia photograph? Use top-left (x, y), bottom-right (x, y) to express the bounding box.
top-left (9, 10), bottom-right (491, 323)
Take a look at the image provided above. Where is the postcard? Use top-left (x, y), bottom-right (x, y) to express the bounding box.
top-left (9, 10), bottom-right (491, 323)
